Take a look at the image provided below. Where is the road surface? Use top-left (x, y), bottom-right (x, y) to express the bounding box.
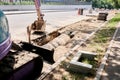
top-left (5, 10), bottom-right (94, 41)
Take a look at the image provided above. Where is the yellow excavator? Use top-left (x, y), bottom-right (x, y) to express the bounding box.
top-left (27, 0), bottom-right (46, 44)
top-left (0, 0), bottom-right (55, 80)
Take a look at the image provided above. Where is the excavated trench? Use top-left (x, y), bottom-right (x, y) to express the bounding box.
top-left (0, 11), bottom-right (115, 80)
top-left (30, 18), bottom-right (106, 75)
top-left (0, 16), bottom-right (108, 80)
top-left (0, 17), bottom-right (105, 80)
top-left (32, 18), bottom-right (104, 60)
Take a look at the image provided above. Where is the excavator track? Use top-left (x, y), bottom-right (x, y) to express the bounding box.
top-left (0, 47), bottom-right (43, 80)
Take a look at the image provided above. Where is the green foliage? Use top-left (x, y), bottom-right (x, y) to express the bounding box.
top-left (0, 1), bottom-right (34, 5)
top-left (80, 57), bottom-right (96, 66)
top-left (0, 2), bottom-right (12, 5)
top-left (92, 0), bottom-right (120, 9)
top-left (108, 13), bottom-right (120, 26)
top-left (111, 0), bottom-right (120, 9)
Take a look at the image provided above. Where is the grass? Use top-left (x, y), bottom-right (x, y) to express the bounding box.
top-left (93, 27), bottom-right (116, 43)
top-left (87, 14), bottom-right (120, 63)
top-left (108, 13), bottom-right (120, 28)
top-left (44, 13), bottom-right (120, 80)
top-left (79, 57), bottom-right (96, 66)
top-left (93, 14), bottom-right (120, 43)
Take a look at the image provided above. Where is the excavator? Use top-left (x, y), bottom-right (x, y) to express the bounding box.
top-left (0, 0), bottom-right (54, 80)
top-left (27, 0), bottom-right (46, 44)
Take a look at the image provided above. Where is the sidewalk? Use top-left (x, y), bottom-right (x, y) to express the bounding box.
top-left (101, 23), bottom-right (120, 80)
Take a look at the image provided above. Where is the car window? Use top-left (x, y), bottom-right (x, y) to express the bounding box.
top-left (0, 11), bottom-right (9, 43)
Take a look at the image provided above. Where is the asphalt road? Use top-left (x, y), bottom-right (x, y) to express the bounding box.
top-left (5, 10), bottom-right (93, 41)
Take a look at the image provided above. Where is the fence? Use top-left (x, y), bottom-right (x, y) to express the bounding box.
top-left (0, 0), bottom-right (92, 5)
top-left (0, 0), bottom-right (92, 10)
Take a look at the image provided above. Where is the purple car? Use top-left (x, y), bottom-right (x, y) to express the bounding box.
top-left (0, 10), bottom-right (12, 60)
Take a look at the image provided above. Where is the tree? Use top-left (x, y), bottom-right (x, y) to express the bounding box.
top-left (92, 0), bottom-right (120, 9)
top-left (111, 0), bottom-right (120, 9)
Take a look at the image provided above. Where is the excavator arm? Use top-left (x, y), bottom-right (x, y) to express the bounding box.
top-left (27, 0), bottom-right (46, 43)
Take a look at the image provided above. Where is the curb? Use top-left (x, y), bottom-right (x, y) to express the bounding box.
top-left (4, 10), bottom-right (75, 15)
top-left (94, 22), bottom-right (120, 80)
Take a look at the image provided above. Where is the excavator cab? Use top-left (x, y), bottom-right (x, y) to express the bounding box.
top-left (0, 10), bottom-right (12, 60)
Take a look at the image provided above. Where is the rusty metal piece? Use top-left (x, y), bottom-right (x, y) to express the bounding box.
top-left (78, 8), bottom-right (83, 15)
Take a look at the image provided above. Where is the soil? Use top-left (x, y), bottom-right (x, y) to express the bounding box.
top-left (40, 11), bottom-right (116, 80)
